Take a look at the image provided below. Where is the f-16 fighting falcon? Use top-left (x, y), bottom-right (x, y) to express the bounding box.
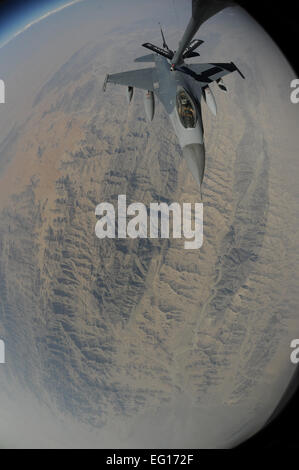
top-left (103, 0), bottom-right (245, 196)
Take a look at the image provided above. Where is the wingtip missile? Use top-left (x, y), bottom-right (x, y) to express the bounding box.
top-left (232, 62), bottom-right (245, 79)
top-left (103, 74), bottom-right (109, 92)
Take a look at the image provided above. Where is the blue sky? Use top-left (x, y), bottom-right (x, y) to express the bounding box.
top-left (0, 0), bottom-right (78, 46)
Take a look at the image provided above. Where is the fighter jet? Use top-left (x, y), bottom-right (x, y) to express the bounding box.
top-left (103, 0), bottom-right (244, 196)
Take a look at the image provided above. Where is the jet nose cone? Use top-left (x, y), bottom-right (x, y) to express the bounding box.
top-left (182, 143), bottom-right (205, 196)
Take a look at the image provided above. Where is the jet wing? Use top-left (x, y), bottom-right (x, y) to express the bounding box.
top-left (180, 62), bottom-right (245, 85)
top-left (103, 68), bottom-right (155, 92)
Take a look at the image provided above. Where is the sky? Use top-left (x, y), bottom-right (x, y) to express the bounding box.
top-left (0, 0), bottom-right (298, 449)
top-left (0, 0), bottom-right (85, 48)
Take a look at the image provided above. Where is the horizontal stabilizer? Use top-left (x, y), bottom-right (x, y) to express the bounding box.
top-left (134, 54), bottom-right (155, 63)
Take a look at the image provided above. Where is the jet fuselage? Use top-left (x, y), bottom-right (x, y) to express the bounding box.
top-left (153, 54), bottom-right (206, 192)
top-left (103, 0), bottom-right (244, 194)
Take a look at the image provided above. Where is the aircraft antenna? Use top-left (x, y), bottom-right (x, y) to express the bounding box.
top-left (159, 22), bottom-right (169, 50)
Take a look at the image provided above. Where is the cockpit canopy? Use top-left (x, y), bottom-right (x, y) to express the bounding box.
top-left (176, 89), bottom-right (197, 129)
